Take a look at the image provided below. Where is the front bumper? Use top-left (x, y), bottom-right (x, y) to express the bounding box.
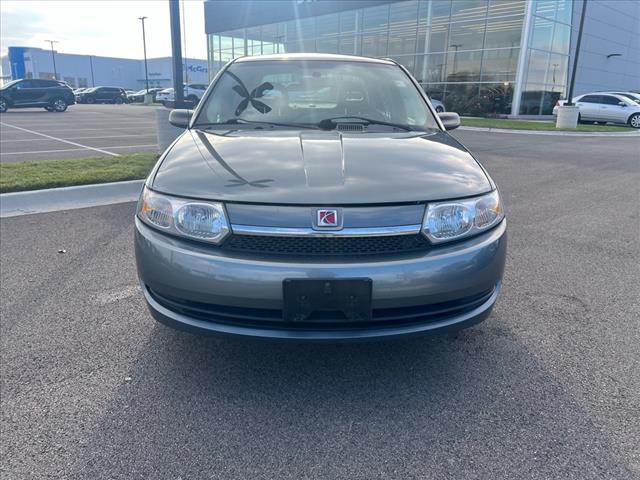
top-left (135, 218), bottom-right (507, 340)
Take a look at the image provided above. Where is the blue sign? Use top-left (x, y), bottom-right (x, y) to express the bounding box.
top-left (186, 65), bottom-right (207, 73)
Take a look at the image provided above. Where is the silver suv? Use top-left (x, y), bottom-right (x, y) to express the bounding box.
top-left (135, 54), bottom-right (506, 340)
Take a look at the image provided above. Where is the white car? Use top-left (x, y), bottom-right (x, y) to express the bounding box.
top-left (156, 84), bottom-right (208, 105)
top-left (554, 93), bottom-right (640, 128)
top-left (155, 88), bottom-right (174, 105)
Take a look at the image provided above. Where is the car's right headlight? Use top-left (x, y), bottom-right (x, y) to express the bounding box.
top-left (422, 190), bottom-right (504, 244)
top-left (137, 187), bottom-right (230, 244)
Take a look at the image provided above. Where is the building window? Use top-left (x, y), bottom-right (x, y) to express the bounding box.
top-left (519, 0), bottom-right (572, 114)
top-left (204, 0), bottom-right (567, 116)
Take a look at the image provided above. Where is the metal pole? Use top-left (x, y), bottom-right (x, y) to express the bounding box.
top-left (565, 0), bottom-right (588, 106)
top-left (45, 40), bottom-right (58, 79)
top-left (89, 55), bottom-right (95, 87)
top-left (139, 16), bottom-right (150, 92)
top-left (169, 0), bottom-right (184, 108)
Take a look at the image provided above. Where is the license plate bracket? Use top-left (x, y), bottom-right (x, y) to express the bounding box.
top-left (283, 278), bottom-right (372, 322)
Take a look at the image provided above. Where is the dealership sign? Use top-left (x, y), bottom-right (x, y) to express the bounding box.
top-left (186, 65), bottom-right (207, 73)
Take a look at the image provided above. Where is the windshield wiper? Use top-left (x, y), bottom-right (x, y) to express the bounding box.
top-left (317, 116), bottom-right (413, 131)
top-left (196, 118), bottom-right (318, 130)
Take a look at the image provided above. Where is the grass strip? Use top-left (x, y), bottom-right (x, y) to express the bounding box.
top-left (461, 117), bottom-right (633, 132)
top-left (0, 152), bottom-right (159, 193)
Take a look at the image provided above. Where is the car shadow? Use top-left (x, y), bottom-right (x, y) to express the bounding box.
top-left (71, 311), bottom-right (633, 479)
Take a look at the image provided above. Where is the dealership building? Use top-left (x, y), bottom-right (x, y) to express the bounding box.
top-left (1, 47), bottom-right (212, 90)
top-left (204, 0), bottom-right (640, 116)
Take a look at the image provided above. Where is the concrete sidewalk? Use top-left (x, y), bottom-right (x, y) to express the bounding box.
top-left (0, 180), bottom-right (144, 217)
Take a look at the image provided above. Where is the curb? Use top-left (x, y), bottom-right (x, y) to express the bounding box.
top-left (458, 126), bottom-right (640, 137)
top-left (0, 180), bottom-right (144, 218)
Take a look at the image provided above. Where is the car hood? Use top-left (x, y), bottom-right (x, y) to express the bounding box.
top-left (151, 128), bottom-right (492, 204)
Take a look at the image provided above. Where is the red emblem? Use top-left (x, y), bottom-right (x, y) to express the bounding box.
top-left (317, 209), bottom-right (338, 227)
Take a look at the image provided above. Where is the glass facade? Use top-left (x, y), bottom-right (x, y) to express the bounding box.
top-left (206, 0), bottom-right (573, 116)
top-left (518, 0), bottom-right (572, 114)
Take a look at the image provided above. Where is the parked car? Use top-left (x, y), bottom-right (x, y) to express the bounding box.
top-left (76, 86), bottom-right (128, 104)
top-left (155, 88), bottom-right (174, 105)
top-left (127, 87), bottom-right (163, 103)
top-left (156, 84), bottom-right (208, 106)
top-left (554, 93), bottom-right (640, 128)
top-left (184, 83), bottom-right (208, 104)
top-left (431, 98), bottom-right (445, 113)
top-left (0, 78), bottom-right (75, 113)
top-left (135, 53), bottom-right (506, 340)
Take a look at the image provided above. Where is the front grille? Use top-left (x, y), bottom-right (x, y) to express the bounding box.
top-left (222, 233), bottom-right (431, 257)
top-left (148, 287), bottom-right (494, 331)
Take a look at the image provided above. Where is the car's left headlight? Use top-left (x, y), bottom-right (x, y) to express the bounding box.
top-left (422, 190), bottom-right (504, 244)
top-left (137, 186), bottom-right (230, 244)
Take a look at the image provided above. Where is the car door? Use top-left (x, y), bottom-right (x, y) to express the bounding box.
top-left (90, 87), bottom-right (104, 102)
top-left (97, 87), bottom-right (113, 102)
top-left (599, 95), bottom-right (629, 123)
top-left (575, 95), bottom-right (601, 121)
top-left (11, 80), bottom-right (40, 105)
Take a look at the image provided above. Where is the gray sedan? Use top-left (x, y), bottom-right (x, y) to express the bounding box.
top-left (135, 53), bottom-right (506, 340)
top-left (554, 92), bottom-right (640, 127)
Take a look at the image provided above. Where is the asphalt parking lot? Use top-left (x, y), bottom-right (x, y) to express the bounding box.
top-left (1, 130), bottom-right (639, 479)
top-left (0, 104), bottom-right (159, 163)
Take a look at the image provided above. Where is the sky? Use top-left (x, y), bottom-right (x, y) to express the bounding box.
top-left (0, 0), bottom-right (208, 60)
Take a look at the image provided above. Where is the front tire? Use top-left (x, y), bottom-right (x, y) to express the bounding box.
top-left (50, 98), bottom-right (68, 112)
top-left (0, 97), bottom-right (8, 113)
top-left (85, 97), bottom-right (95, 104)
top-left (628, 113), bottom-right (640, 129)
top-left (186, 94), bottom-right (199, 105)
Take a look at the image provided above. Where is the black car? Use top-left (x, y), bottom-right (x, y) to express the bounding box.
top-left (0, 79), bottom-right (75, 113)
top-left (76, 86), bottom-right (128, 104)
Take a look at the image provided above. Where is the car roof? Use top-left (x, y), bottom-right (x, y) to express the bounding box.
top-left (576, 92), bottom-right (628, 100)
top-left (233, 53), bottom-right (395, 65)
top-left (598, 91), bottom-right (640, 96)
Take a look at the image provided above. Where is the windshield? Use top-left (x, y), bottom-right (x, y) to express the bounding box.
top-left (1, 79), bottom-right (21, 90)
top-left (194, 60), bottom-right (439, 131)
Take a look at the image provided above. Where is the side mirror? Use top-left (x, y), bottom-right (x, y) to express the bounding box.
top-left (618, 101), bottom-right (627, 107)
top-left (169, 109), bottom-right (193, 128)
top-left (438, 112), bottom-right (460, 131)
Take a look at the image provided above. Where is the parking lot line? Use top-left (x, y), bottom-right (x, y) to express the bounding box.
top-left (7, 126), bottom-right (157, 134)
top-left (1, 134), bottom-right (157, 143)
top-left (0, 144), bottom-right (157, 156)
top-left (0, 121), bottom-right (121, 157)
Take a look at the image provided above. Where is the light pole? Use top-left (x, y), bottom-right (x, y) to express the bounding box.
top-left (565, 0), bottom-right (588, 106)
top-left (138, 16), bottom-right (150, 93)
top-left (44, 40), bottom-right (58, 79)
top-left (556, 0), bottom-right (588, 128)
top-left (169, 0), bottom-right (184, 108)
